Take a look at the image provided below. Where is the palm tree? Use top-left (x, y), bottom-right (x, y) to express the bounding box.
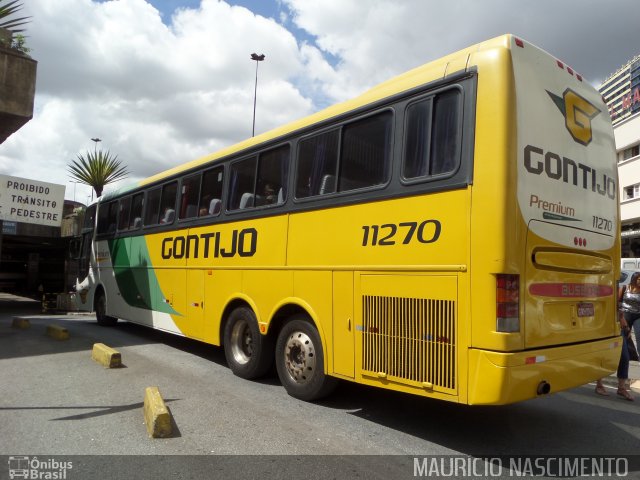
top-left (0, 0), bottom-right (31, 33)
top-left (68, 150), bottom-right (129, 198)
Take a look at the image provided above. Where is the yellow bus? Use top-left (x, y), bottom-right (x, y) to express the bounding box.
top-left (73, 34), bottom-right (621, 405)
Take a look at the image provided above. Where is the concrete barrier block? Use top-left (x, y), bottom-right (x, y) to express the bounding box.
top-left (46, 324), bottom-right (69, 340)
top-left (11, 317), bottom-right (31, 329)
top-left (143, 386), bottom-right (172, 438)
top-left (91, 343), bottom-right (122, 368)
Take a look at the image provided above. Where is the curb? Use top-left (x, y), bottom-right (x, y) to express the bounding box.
top-left (143, 386), bottom-right (172, 438)
top-left (46, 324), bottom-right (69, 340)
top-left (91, 343), bottom-right (122, 368)
top-left (11, 317), bottom-right (31, 329)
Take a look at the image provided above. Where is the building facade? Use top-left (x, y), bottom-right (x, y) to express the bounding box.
top-left (600, 54), bottom-right (640, 126)
top-left (599, 56), bottom-right (640, 259)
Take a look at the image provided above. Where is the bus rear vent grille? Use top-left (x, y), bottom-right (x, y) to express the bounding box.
top-left (362, 295), bottom-right (456, 391)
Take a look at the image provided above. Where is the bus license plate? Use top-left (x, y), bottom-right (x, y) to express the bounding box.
top-left (577, 303), bottom-right (594, 317)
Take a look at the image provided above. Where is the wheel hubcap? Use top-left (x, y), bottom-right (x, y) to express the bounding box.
top-left (230, 320), bottom-right (253, 365)
top-left (284, 331), bottom-right (315, 383)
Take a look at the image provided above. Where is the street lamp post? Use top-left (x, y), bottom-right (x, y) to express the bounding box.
top-left (250, 53), bottom-right (265, 137)
top-left (91, 137), bottom-right (101, 154)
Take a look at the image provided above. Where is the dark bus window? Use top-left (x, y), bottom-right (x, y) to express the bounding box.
top-left (159, 182), bottom-right (178, 224)
top-left (339, 111), bottom-right (392, 192)
top-left (144, 187), bottom-right (161, 226)
top-left (228, 157), bottom-right (257, 210)
top-left (129, 193), bottom-right (144, 229)
top-left (295, 129), bottom-right (339, 198)
top-left (199, 166), bottom-right (224, 216)
top-left (403, 89), bottom-right (461, 180)
top-left (179, 173), bottom-right (201, 219)
top-left (118, 197), bottom-right (131, 231)
top-left (106, 201), bottom-right (118, 233)
top-left (97, 202), bottom-right (109, 234)
top-left (403, 99), bottom-right (432, 178)
top-left (97, 201), bottom-right (118, 234)
top-left (430, 90), bottom-right (460, 175)
top-left (256, 145), bottom-right (289, 206)
top-left (84, 205), bottom-right (97, 230)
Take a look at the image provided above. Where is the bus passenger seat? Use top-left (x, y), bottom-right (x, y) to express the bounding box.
top-left (277, 188), bottom-right (284, 204)
top-left (239, 193), bottom-right (254, 209)
top-left (319, 175), bottom-right (336, 194)
top-left (209, 198), bottom-right (221, 215)
top-left (132, 217), bottom-right (142, 228)
top-left (161, 209), bottom-right (175, 224)
top-left (185, 205), bottom-right (198, 218)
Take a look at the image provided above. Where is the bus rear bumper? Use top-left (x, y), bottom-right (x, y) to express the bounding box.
top-left (467, 337), bottom-right (621, 405)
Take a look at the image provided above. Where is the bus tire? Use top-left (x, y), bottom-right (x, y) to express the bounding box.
top-left (223, 306), bottom-right (273, 379)
top-left (95, 291), bottom-right (117, 327)
top-left (275, 317), bottom-right (338, 401)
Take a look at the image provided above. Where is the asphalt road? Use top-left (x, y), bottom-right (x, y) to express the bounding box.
top-left (1, 294), bottom-right (639, 479)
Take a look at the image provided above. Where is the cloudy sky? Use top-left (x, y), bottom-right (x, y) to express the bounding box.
top-left (1, 0), bottom-right (639, 204)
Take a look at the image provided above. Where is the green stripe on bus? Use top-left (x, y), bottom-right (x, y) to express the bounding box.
top-left (109, 237), bottom-right (181, 316)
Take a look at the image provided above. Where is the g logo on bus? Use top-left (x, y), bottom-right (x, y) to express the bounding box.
top-left (546, 88), bottom-right (600, 146)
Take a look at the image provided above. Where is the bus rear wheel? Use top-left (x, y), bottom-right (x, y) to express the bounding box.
top-left (223, 306), bottom-right (273, 379)
top-left (275, 317), bottom-right (338, 401)
top-left (95, 291), bottom-right (117, 327)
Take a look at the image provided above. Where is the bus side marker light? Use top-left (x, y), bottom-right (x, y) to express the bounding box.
top-left (91, 343), bottom-right (122, 368)
top-left (259, 324), bottom-right (266, 333)
top-left (46, 324), bottom-right (69, 341)
top-left (525, 356), bottom-right (546, 365)
top-left (143, 386), bottom-right (173, 438)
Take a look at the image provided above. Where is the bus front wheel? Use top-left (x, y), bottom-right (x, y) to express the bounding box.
top-left (95, 291), bottom-right (117, 327)
top-left (223, 306), bottom-right (273, 379)
top-left (275, 317), bottom-right (338, 401)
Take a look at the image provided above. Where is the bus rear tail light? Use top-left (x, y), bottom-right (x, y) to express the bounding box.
top-left (496, 274), bottom-right (520, 332)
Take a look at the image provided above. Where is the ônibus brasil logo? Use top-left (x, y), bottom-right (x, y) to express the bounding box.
top-left (546, 88), bottom-right (601, 146)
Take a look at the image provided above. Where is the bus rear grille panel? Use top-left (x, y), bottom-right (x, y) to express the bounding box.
top-left (362, 295), bottom-right (456, 391)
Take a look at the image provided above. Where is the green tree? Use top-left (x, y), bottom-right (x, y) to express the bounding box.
top-left (68, 150), bottom-right (129, 198)
top-left (0, 0), bottom-right (31, 33)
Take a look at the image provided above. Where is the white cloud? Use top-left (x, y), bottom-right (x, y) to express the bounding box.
top-left (2, 0), bottom-right (312, 200)
top-left (284, 0), bottom-right (640, 98)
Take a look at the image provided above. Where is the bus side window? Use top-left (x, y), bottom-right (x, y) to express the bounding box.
top-left (256, 144), bottom-right (289, 206)
top-left (129, 192), bottom-right (144, 229)
top-left (228, 157), bottom-right (257, 210)
top-left (107, 201), bottom-right (118, 233)
top-left (159, 182), bottom-right (178, 224)
top-left (338, 111), bottom-right (392, 192)
top-left (199, 166), bottom-right (224, 216)
top-left (403, 89), bottom-right (461, 180)
top-left (404, 99), bottom-right (432, 179)
top-left (295, 129), bottom-right (339, 198)
top-left (180, 173), bottom-right (201, 220)
top-left (117, 197), bottom-right (131, 231)
top-left (144, 187), bottom-right (162, 226)
top-left (430, 90), bottom-right (461, 176)
top-left (96, 202), bottom-right (110, 234)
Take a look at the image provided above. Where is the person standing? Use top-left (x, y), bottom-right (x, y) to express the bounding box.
top-left (615, 272), bottom-right (640, 400)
